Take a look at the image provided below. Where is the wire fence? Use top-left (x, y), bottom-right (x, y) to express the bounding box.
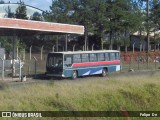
top-left (121, 53), bottom-right (160, 72)
top-left (0, 51), bottom-right (160, 81)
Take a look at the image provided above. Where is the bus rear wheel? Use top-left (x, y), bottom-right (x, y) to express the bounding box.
top-left (72, 71), bottom-right (77, 79)
top-left (101, 68), bottom-right (107, 77)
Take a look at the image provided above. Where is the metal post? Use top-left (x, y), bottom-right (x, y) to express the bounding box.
top-left (12, 35), bottom-right (16, 77)
top-left (33, 56), bottom-right (37, 78)
top-left (41, 45), bottom-right (44, 60)
top-left (133, 42), bottom-right (135, 54)
top-left (0, 58), bottom-right (4, 80)
top-left (92, 44), bottom-right (95, 51)
top-left (73, 44), bottom-right (76, 51)
top-left (56, 37), bottom-right (58, 52)
top-left (52, 45), bottom-right (55, 52)
top-left (155, 55), bottom-right (157, 70)
top-left (30, 46), bottom-right (32, 60)
top-left (17, 47), bottom-right (19, 58)
top-left (129, 55), bottom-right (131, 70)
top-left (138, 56), bottom-right (140, 70)
top-left (83, 45), bottom-right (85, 51)
top-left (17, 57), bottom-right (21, 80)
top-left (28, 65), bottom-right (30, 76)
top-left (65, 35), bottom-right (68, 52)
top-left (140, 44), bottom-right (142, 52)
top-left (23, 49), bottom-right (25, 60)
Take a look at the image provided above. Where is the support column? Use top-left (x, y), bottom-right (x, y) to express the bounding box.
top-left (65, 35), bottom-right (68, 52)
top-left (12, 35), bottom-right (16, 77)
top-left (56, 36), bottom-right (59, 52)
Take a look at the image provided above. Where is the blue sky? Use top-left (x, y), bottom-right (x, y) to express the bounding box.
top-left (3, 0), bottom-right (52, 11)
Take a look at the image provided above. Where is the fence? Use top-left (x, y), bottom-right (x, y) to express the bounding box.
top-left (121, 52), bottom-right (160, 72)
top-left (0, 51), bottom-right (160, 81)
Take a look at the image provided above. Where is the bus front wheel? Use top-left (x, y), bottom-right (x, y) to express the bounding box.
top-left (101, 68), bottom-right (107, 77)
top-left (72, 71), bottom-right (77, 79)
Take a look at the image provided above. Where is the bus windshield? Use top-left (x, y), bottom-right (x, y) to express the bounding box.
top-left (47, 54), bottom-right (63, 68)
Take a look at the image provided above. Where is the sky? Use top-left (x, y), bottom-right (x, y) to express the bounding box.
top-left (3, 0), bottom-right (52, 11)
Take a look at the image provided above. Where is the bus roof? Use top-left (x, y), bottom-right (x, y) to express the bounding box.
top-left (49, 50), bottom-right (120, 55)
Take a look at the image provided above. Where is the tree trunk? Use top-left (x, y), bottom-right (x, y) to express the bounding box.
top-left (117, 45), bottom-right (120, 51)
top-left (154, 43), bottom-right (156, 52)
top-left (125, 45), bottom-right (128, 53)
top-left (142, 44), bottom-right (145, 52)
top-left (84, 27), bottom-right (88, 51)
top-left (101, 37), bottom-right (103, 50)
top-left (109, 31), bottom-right (113, 50)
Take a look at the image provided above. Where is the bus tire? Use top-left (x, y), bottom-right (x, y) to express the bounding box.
top-left (72, 71), bottom-right (77, 79)
top-left (101, 68), bottom-right (107, 77)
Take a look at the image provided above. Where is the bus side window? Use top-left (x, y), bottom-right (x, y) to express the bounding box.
top-left (73, 54), bottom-right (81, 63)
top-left (82, 54), bottom-right (89, 62)
top-left (64, 56), bottom-right (72, 67)
top-left (110, 53), bottom-right (116, 60)
top-left (97, 53), bottom-right (105, 61)
top-left (115, 53), bottom-right (120, 60)
top-left (105, 53), bottom-right (110, 61)
top-left (90, 53), bottom-right (97, 62)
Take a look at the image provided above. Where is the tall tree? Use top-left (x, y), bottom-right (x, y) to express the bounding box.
top-left (0, 0), bottom-right (4, 4)
top-left (31, 12), bottom-right (43, 21)
top-left (5, 6), bottom-right (15, 18)
top-left (50, 0), bottom-right (95, 50)
top-left (15, 1), bottom-right (28, 19)
top-left (48, 0), bottom-right (145, 50)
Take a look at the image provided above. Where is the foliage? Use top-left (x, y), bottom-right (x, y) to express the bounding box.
top-left (31, 12), bottom-right (43, 21)
top-left (48, 0), bottom-right (143, 50)
top-left (154, 37), bottom-right (160, 44)
top-left (15, 2), bottom-right (28, 19)
top-left (0, 37), bottom-right (12, 54)
top-left (5, 6), bottom-right (15, 18)
top-left (0, 0), bottom-right (4, 4)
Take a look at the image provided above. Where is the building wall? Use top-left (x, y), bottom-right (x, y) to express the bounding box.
top-left (130, 35), bottom-right (147, 50)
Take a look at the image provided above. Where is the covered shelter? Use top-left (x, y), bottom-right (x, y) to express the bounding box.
top-left (0, 18), bottom-right (84, 55)
top-left (0, 18), bottom-right (84, 76)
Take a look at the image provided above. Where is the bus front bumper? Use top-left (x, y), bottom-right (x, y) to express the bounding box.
top-left (46, 73), bottom-right (65, 77)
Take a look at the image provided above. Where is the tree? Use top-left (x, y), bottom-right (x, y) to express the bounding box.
top-left (48, 0), bottom-right (145, 51)
top-left (0, 0), bottom-right (4, 4)
top-left (15, 2), bottom-right (28, 19)
top-left (5, 6), bottom-right (15, 18)
top-left (31, 12), bottom-right (43, 21)
top-left (50, 0), bottom-right (95, 50)
top-left (106, 0), bottom-right (142, 50)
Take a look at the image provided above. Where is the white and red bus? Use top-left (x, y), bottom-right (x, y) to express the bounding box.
top-left (46, 50), bottom-right (120, 79)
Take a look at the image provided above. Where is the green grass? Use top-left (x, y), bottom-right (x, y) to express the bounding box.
top-left (0, 72), bottom-right (160, 120)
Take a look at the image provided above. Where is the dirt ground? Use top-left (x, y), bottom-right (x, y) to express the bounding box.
top-left (0, 69), bottom-right (159, 90)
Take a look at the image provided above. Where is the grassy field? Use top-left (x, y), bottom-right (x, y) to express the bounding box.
top-left (0, 71), bottom-right (160, 120)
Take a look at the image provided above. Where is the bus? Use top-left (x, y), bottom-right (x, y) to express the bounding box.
top-left (46, 50), bottom-right (120, 79)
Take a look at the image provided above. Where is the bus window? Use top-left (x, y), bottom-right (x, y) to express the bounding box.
top-left (73, 54), bottom-right (81, 63)
top-left (47, 54), bottom-right (63, 67)
top-left (115, 53), bottom-right (120, 60)
top-left (98, 53), bottom-right (105, 61)
top-left (105, 53), bottom-right (110, 61)
top-left (82, 54), bottom-right (89, 62)
top-left (64, 56), bottom-right (72, 67)
top-left (110, 53), bottom-right (116, 60)
top-left (90, 53), bottom-right (97, 62)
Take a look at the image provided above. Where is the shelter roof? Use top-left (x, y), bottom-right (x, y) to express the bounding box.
top-left (0, 18), bottom-right (84, 36)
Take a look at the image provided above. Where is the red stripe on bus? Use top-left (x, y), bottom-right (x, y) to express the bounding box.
top-left (72, 60), bottom-right (120, 67)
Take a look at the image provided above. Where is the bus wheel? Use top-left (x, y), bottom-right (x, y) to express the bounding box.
top-left (72, 71), bottom-right (77, 79)
top-left (101, 68), bottom-right (107, 77)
